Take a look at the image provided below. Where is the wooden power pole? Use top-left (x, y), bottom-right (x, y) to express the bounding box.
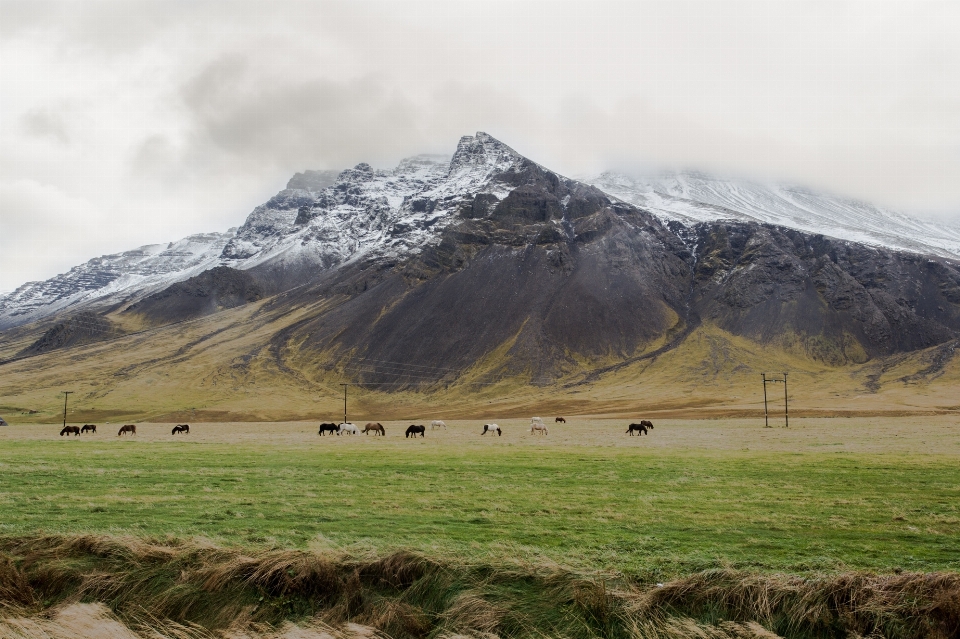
top-left (61, 391), bottom-right (73, 428)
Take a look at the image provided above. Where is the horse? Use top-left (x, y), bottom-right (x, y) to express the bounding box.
top-left (317, 423), bottom-right (339, 436)
top-left (172, 424), bottom-right (190, 435)
top-left (530, 423), bottom-right (549, 436)
top-left (555, 417), bottom-right (566, 423)
top-left (431, 420), bottom-right (447, 430)
top-left (641, 420), bottom-right (654, 430)
top-left (405, 424), bottom-right (425, 438)
top-left (338, 423), bottom-right (359, 435)
top-left (81, 424), bottom-right (97, 434)
top-left (60, 426), bottom-right (80, 436)
top-left (363, 422), bottom-right (385, 436)
top-left (482, 424), bottom-right (501, 436)
top-left (118, 425), bottom-right (136, 436)
top-left (626, 423), bottom-right (648, 435)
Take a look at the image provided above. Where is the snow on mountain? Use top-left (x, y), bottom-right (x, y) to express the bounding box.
top-left (0, 232), bottom-right (236, 329)
top-left (0, 133), bottom-right (527, 329)
top-left (588, 171), bottom-right (960, 260)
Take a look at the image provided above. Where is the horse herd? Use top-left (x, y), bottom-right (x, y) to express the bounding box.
top-left (313, 417), bottom-right (655, 438)
top-left (59, 424), bottom-right (190, 436)
top-left (56, 418), bottom-right (656, 438)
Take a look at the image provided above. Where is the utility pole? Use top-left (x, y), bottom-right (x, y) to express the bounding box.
top-left (62, 391), bottom-right (73, 428)
top-left (761, 374), bottom-right (769, 428)
top-left (340, 383), bottom-right (349, 424)
top-left (783, 372), bottom-right (789, 429)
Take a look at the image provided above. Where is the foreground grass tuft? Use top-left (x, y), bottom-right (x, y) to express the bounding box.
top-left (1, 534), bottom-right (959, 639)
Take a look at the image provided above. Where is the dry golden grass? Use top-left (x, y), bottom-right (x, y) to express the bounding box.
top-left (2, 535), bottom-right (960, 639)
top-left (4, 415), bottom-right (960, 455)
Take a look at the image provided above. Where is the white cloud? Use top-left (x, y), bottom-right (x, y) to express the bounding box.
top-left (1, 0), bottom-right (959, 292)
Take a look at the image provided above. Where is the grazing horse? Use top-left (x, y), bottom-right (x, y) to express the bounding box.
top-left (118, 424), bottom-right (136, 436)
top-left (338, 423), bottom-right (359, 435)
top-left (60, 426), bottom-right (80, 436)
top-left (405, 424), bottom-right (425, 438)
top-left (172, 424), bottom-right (189, 435)
top-left (431, 420), bottom-right (447, 430)
top-left (482, 424), bottom-right (501, 436)
top-left (363, 422), bottom-right (385, 436)
top-left (529, 423), bottom-right (549, 435)
top-left (81, 424), bottom-right (97, 434)
top-left (626, 423), bottom-right (648, 435)
top-left (641, 420), bottom-right (654, 430)
top-left (555, 417), bottom-right (566, 423)
top-left (317, 423), bottom-right (339, 436)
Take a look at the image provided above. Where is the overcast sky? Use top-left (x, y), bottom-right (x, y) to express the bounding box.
top-left (2, 1), bottom-right (960, 293)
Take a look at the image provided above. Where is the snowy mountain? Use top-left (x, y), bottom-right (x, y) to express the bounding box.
top-left (587, 171), bottom-right (960, 260)
top-left (4, 132), bottom-right (960, 380)
top-left (0, 133), bottom-right (528, 329)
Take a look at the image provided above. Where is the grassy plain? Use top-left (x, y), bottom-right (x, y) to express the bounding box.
top-left (3, 417), bottom-right (960, 638)
top-left (3, 417), bottom-right (959, 578)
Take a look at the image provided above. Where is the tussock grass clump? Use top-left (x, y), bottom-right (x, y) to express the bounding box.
top-left (1, 535), bottom-right (959, 639)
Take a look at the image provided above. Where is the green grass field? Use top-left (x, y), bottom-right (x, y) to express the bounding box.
top-left (3, 418), bottom-right (959, 580)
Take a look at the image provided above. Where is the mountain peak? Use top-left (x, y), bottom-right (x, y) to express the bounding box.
top-left (450, 132), bottom-right (525, 172)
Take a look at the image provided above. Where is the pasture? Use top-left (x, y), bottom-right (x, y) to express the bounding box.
top-left (2, 416), bottom-right (959, 577)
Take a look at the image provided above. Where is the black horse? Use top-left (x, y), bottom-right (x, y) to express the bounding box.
top-left (172, 424), bottom-right (190, 435)
top-left (318, 423), bottom-right (339, 436)
top-left (81, 424), bottom-right (97, 434)
top-left (60, 426), bottom-right (80, 436)
top-left (405, 424), bottom-right (426, 438)
top-left (626, 423), bottom-right (648, 435)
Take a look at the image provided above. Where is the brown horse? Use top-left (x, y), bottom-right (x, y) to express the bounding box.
top-left (60, 426), bottom-right (80, 436)
top-left (363, 422), bottom-right (385, 435)
top-left (172, 424), bottom-right (189, 435)
top-left (118, 425), bottom-right (136, 436)
top-left (81, 424), bottom-right (97, 434)
top-left (555, 417), bottom-right (566, 423)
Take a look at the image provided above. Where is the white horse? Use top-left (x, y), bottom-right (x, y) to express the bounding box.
top-left (431, 420), bottom-right (447, 430)
top-left (529, 421), bottom-right (548, 435)
top-left (482, 424), bottom-right (501, 436)
top-left (338, 422), bottom-right (359, 435)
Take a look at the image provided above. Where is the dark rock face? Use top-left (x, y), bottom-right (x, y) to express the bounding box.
top-left (285, 169), bottom-right (340, 192)
top-left (690, 223), bottom-right (960, 363)
top-left (19, 312), bottom-right (121, 356)
top-left (124, 266), bottom-right (264, 324)
top-left (279, 170), bottom-right (698, 385)
top-left (275, 187), bottom-right (960, 383)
